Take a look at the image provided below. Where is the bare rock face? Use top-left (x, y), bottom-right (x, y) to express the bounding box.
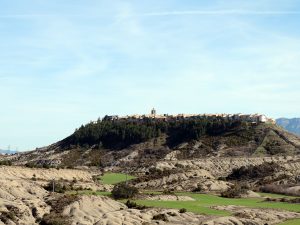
top-left (63, 195), bottom-right (209, 225)
top-left (0, 166), bottom-right (105, 225)
top-left (0, 166), bottom-right (93, 181)
top-left (133, 156), bottom-right (300, 192)
top-left (201, 217), bottom-right (247, 225)
top-left (0, 177), bottom-right (50, 225)
top-left (156, 156), bottom-right (300, 178)
top-left (135, 168), bottom-right (231, 192)
top-left (164, 150), bottom-right (181, 161)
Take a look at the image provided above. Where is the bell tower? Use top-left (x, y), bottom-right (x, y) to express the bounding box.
top-left (151, 108), bottom-right (156, 117)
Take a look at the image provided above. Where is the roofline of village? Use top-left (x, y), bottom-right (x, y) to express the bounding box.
top-left (100, 109), bottom-right (276, 124)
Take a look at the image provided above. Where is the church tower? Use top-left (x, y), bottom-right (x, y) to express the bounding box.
top-left (151, 108), bottom-right (156, 117)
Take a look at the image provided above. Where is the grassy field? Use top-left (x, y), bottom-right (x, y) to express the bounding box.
top-left (279, 219), bottom-right (300, 225)
top-left (75, 190), bottom-right (300, 217)
top-left (98, 173), bottom-right (136, 185)
top-left (133, 192), bottom-right (300, 216)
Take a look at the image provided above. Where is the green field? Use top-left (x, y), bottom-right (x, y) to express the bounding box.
top-left (98, 173), bottom-right (136, 185)
top-left (279, 219), bottom-right (300, 225)
top-left (133, 192), bottom-right (300, 216)
top-left (75, 190), bottom-right (300, 217)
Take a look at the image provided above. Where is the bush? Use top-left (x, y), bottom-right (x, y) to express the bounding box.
top-left (227, 162), bottom-right (281, 180)
top-left (42, 164), bottom-right (51, 169)
top-left (111, 183), bottom-right (138, 199)
top-left (179, 208), bottom-right (187, 213)
top-left (152, 214), bottom-right (168, 222)
top-left (125, 200), bottom-right (147, 210)
top-left (0, 211), bottom-right (16, 223)
top-left (41, 195), bottom-right (78, 225)
top-left (0, 205), bottom-right (20, 223)
top-left (221, 183), bottom-right (248, 198)
top-left (31, 174), bottom-right (37, 181)
top-left (264, 197), bottom-right (300, 203)
top-left (192, 183), bottom-right (204, 192)
top-left (0, 160), bottom-right (12, 166)
top-left (162, 189), bottom-right (175, 195)
top-left (43, 181), bottom-right (73, 193)
top-left (40, 214), bottom-right (70, 225)
top-left (125, 200), bottom-right (137, 208)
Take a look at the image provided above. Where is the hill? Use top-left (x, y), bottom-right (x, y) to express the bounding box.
top-left (1, 116), bottom-right (300, 224)
top-left (4, 117), bottom-right (300, 168)
top-left (277, 118), bottom-right (300, 135)
top-left (0, 149), bottom-right (18, 155)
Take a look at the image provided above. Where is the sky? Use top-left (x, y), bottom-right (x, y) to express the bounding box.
top-left (1, 0), bottom-right (300, 151)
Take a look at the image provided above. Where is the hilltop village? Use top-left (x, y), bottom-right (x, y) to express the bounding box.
top-left (102, 108), bottom-right (276, 124)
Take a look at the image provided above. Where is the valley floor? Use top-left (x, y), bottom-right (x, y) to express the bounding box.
top-left (2, 121), bottom-right (300, 224)
top-left (0, 165), bottom-right (299, 225)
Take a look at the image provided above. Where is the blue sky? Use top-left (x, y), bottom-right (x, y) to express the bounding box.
top-left (1, 0), bottom-right (300, 151)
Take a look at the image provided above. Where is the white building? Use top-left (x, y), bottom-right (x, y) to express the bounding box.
top-left (258, 115), bottom-right (268, 123)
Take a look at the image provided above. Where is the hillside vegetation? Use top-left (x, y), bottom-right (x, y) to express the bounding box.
top-left (62, 117), bottom-right (243, 149)
top-left (57, 117), bottom-right (300, 160)
top-left (3, 117), bottom-right (300, 169)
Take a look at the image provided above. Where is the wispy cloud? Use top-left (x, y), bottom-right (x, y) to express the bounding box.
top-left (1, 0), bottom-right (300, 150)
top-left (2, 9), bottom-right (300, 19)
top-left (138, 10), bottom-right (300, 17)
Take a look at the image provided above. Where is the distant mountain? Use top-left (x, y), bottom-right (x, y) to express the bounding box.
top-left (276, 118), bottom-right (300, 136)
top-left (0, 149), bottom-right (18, 155)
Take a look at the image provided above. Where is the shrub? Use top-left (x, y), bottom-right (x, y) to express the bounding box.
top-left (125, 200), bottom-right (147, 210)
top-left (0, 211), bottom-right (16, 223)
top-left (162, 189), bottom-right (175, 195)
top-left (111, 183), bottom-right (138, 199)
top-left (0, 160), bottom-right (12, 166)
top-left (227, 162), bottom-right (281, 180)
top-left (221, 183), bottom-right (248, 198)
top-left (43, 181), bottom-right (72, 193)
top-left (152, 214), bottom-right (168, 222)
top-left (192, 183), bottom-right (204, 192)
top-left (0, 205), bottom-right (22, 223)
top-left (25, 162), bottom-right (37, 168)
top-left (125, 200), bottom-right (137, 208)
top-left (31, 174), bottom-right (37, 181)
top-left (264, 197), bottom-right (300, 203)
top-left (41, 195), bottom-right (78, 225)
top-left (179, 208), bottom-right (187, 213)
top-left (40, 213), bottom-right (70, 225)
top-left (42, 164), bottom-right (51, 169)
